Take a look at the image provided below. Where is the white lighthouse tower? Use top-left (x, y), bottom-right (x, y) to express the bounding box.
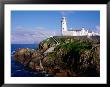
top-left (61, 17), bottom-right (67, 35)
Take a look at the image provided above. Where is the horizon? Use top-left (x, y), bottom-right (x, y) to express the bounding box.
top-left (11, 11), bottom-right (100, 44)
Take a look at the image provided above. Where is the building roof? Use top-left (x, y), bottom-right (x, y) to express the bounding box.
top-left (68, 29), bottom-right (82, 31)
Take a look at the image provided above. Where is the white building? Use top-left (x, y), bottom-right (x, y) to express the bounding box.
top-left (61, 17), bottom-right (99, 36)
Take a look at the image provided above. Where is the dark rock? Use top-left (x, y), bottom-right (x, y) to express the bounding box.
top-left (14, 36), bottom-right (100, 77)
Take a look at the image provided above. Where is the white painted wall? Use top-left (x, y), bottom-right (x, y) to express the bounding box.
top-left (61, 17), bottom-right (99, 36)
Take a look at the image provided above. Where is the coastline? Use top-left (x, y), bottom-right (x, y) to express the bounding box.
top-left (11, 36), bottom-right (100, 77)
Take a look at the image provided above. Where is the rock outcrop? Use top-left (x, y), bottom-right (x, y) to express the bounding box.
top-left (13, 36), bottom-right (100, 77)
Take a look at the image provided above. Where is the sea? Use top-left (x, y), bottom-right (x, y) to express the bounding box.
top-left (11, 44), bottom-right (53, 77)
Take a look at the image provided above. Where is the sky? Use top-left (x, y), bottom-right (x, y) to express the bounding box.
top-left (11, 11), bottom-right (100, 44)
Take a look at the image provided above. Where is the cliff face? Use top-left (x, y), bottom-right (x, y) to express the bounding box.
top-left (13, 36), bottom-right (100, 77)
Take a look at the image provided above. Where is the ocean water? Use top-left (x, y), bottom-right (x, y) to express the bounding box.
top-left (11, 44), bottom-right (53, 77)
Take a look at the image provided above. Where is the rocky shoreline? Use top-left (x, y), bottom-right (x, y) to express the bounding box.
top-left (13, 36), bottom-right (100, 77)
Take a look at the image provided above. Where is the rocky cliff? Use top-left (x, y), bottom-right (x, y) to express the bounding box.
top-left (13, 36), bottom-right (100, 77)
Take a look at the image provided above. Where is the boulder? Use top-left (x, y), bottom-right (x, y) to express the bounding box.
top-left (14, 48), bottom-right (34, 66)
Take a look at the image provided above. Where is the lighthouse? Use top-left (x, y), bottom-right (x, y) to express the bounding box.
top-left (61, 16), bottom-right (99, 36)
top-left (61, 17), bottom-right (67, 35)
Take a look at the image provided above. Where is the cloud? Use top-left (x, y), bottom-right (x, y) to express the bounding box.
top-left (60, 11), bottom-right (75, 16)
top-left (61, 11), bottom-right (66, 16)
top-left (15, 26), bottom-right (24, 30)
top-left (11, 27), bottom-right (61, 44)
top-left (95, 25), bottom-right (100, 34)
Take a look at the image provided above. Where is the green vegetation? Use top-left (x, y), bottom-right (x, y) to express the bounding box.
top-left (14, 36), bottom-right (100, 77)
top-left (42, 36), bottom-right (100, 76)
